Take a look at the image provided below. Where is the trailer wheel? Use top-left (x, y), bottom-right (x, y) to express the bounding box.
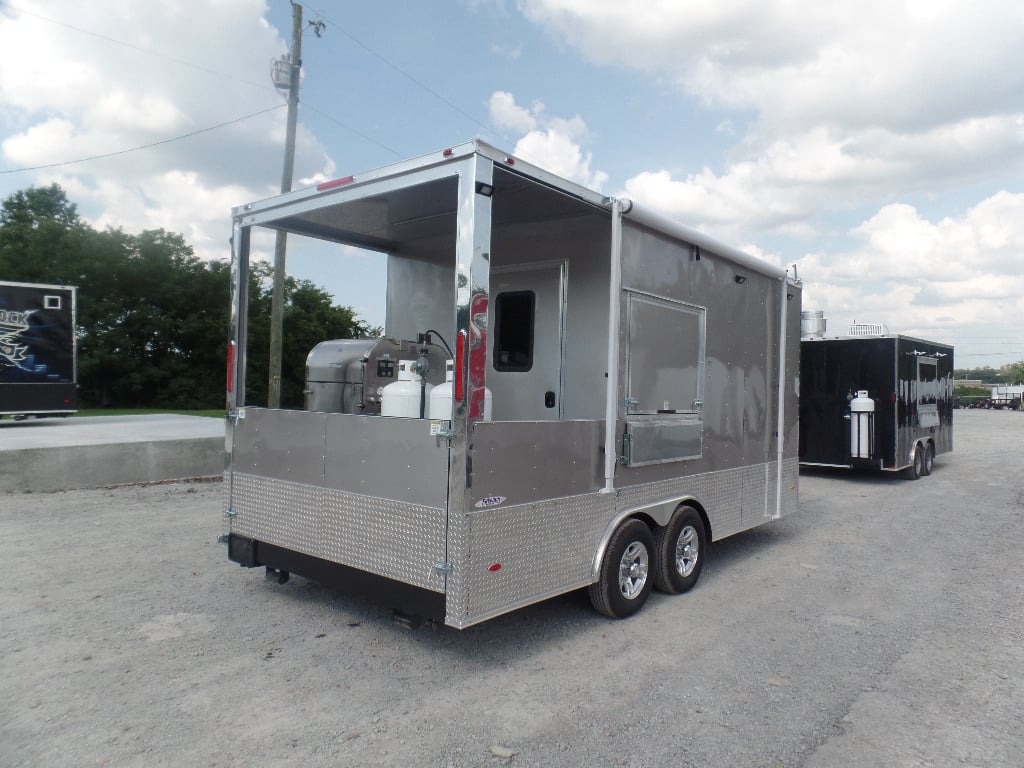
top-left (589, 518), bottom-right (655, 619)
top-left (904, 445), bottom-right (924, 480)
top-left (921, 443), bottom-right (935, 476)
top-left (653, 506), bottom-right (706, 594)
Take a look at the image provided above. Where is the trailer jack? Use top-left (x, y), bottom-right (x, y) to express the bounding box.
top-left (265, 567), bottom-right (290, 585)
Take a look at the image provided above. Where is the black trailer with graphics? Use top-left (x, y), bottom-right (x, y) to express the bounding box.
top-left (799, 332), bottom-right (953, 479)
top-left (0, 281), bottom-right (77, 419)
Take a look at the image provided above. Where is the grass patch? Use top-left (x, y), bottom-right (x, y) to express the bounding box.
top-left (73, 409), bottom-right (225, 419)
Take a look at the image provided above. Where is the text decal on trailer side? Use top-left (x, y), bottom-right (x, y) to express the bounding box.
top-left (224, 141), bottom-right (801, 628)
top-left (0, 281), bottom-right (77, 419)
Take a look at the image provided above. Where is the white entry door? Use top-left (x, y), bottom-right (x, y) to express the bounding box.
top-left (487, 261), bottom-right (566, 421)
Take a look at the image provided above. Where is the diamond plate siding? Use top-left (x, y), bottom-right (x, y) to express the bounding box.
top-left (445, 492), bottom-right (614, 628)
top-left (780, 456), bottom-right (799, 517)
top-left (616, 462), bottom-right (797, 541)
top-left (230, 473), bottom-right (446, 593)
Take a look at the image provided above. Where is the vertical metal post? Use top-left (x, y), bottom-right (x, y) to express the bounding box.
top-left (444, 154), bottom-right (493, 624)
top-left (774, 274), bottom-right (790, 518)
top-left (602, 198), bottom-right (625, 493)
top-left (268, 2), bottom-right (303, 408)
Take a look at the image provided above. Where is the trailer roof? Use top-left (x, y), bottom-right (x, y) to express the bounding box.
top-left (802, 334), bottom-right (954, 351)
top-left (233, 140), bottom-right (787, 281)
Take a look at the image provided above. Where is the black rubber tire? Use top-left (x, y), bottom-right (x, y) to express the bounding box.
top-left (921, 443), bottom-right (935, 476)
top-left (588, 518), bottom-right (655, 619)
top-left (904, 445), bottom-right (924, 480)
top-left (653, 505), bottom-right (706, 594)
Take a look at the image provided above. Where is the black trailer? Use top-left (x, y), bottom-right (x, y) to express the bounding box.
top-left (0, 281), bottom-right (77, 419)
top-left (799, 332), bottom-right (953, 479)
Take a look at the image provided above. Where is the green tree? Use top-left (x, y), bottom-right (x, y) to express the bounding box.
top-left (243, 261), bottom-right (374, 408)
top-left (0, 184), bottom-right (84, 282)
top-left (2, 184), bottom-right (372, 410)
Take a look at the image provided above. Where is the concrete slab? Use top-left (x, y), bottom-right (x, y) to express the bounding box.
top-left (0, 414), bottom-right (225, 493)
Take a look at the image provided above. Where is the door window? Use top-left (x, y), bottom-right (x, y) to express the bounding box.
top-left (493, 291), bottom-right (535, 372)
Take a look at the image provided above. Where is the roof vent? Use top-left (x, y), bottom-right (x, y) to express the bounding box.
top-left (800, 310), bottom-right (826, 339)
top-left (848, 322), bottom-right (889, 337)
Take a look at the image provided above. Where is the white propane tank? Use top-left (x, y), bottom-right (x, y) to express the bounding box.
top-left (428, 359), bottom-right (493, 421)
top-left (381, 360), bottom-right (433, 418)
top-left (849, 390), bottom-right (875, 459)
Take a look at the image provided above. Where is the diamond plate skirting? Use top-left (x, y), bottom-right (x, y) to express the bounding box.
top-left (228, 459), bottom-right (800, 627)
top-left (229, 473), bottom-right (447, 593)
top-left (445, 491), bottom-right (615, 628)
top-left (616, 460), bottom-right (799, 541)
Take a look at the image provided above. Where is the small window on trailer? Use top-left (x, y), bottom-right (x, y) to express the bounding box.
top-left (493, 291), bottom-right (535, 372)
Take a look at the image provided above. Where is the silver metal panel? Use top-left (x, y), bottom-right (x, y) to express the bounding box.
top-left (623, 418), bottom-right (703, 466)
top-left (469, 420), bottom-right (603, 506)
top-left (323, 412), bottom-right (450, 508)
top-left (230, 474), bottom-right (446, 593)
top-left (617, 463), bottom-right (755, 541)
top-left (625, 292), bottom-right (705, 415)
top-left (446, 492), bottom-right (614, 628)
top-left (386, 256), bottom-right (456, 341)
top-left (623, 200), bottom-right (787, 280)
top-left (780, 457), bottom-right (799, 518)
top-left (232, 408), bottom-right (327, 486)
top-left (618, 221), bottom-right (789, 483)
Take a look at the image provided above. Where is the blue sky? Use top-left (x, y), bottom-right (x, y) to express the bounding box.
top-left (1, 0), bottom-right (1022, 368)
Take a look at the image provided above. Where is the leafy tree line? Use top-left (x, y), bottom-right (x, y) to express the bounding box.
top-left (0, 184), bottom-right (374, 409)
top-left (953, 363), bottom-right (1024, 385)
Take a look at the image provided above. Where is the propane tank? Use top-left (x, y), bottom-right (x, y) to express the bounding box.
top-left (849, 390), bottom-right (875, 459)
top-left (428, 359), bottom-right (493, 421)
top-left (381, 360), bottom-right (433, 418)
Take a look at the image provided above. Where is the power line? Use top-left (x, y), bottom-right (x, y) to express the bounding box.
top-left (5, 3), bottom-right (495, 167)
top-left (312, 10), bottom-right (493, 135)
top-left (301, 102), bottom-right (403, 158)
top-left (7, 4), bottom-right (274, 94)
top-left (0, 105), bottom-right (285, 174)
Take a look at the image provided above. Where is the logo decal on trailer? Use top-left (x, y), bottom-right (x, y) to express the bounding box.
top-left (474, 496), bottom-right (506, 509)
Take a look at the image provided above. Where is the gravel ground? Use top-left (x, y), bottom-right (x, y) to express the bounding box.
top-left (1, 409), bottom-right (1022, 768)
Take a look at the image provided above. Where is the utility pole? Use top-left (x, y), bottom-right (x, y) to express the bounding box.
top-left (267, 1), bottom-right (303, 408)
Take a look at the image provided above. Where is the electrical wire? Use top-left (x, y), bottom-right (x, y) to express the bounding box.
top-left (0, 105), bottom-right (285, 174)
top-left (311, 10), bottom-right (493, 135)
top-left (7, 5), bottom-right (274, 93)
top-left (5, 3), bottom-right (432, 160)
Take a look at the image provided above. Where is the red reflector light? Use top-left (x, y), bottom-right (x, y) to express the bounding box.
top-left (317, 176), bottom-right (354, 191)
top-left (504, 156), bottom-right (515, 165)
top-left (443, 148), bottom-right (453, 157)
top-left (454, 331), bottom-right (466, 404)
top-left (488, 563), bottom-right (502, 572)
top-left (226, 341), bottom-right (235, 393)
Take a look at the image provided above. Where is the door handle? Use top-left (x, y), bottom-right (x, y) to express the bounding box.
top-left (545, 391), bottom-right (556, 408)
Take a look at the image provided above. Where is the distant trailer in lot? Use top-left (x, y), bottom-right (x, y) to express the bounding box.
top-left (990, 385), bottom-right (1023, 410)
top-left (0, 281), bottom-right (77, 419)
top-left (799, 315), bottom-right (953, 480)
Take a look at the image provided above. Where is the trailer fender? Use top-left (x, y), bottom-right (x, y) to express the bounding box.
top-left (904, 441), bottom-right (925, 480)
top-left (590, 497), bottom-right (707, 583)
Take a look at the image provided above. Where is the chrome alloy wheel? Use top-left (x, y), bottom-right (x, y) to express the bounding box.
top-left (618, 541), bottom-right (650, 600)
top-left (674, 525), bottom-right (700, 577)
